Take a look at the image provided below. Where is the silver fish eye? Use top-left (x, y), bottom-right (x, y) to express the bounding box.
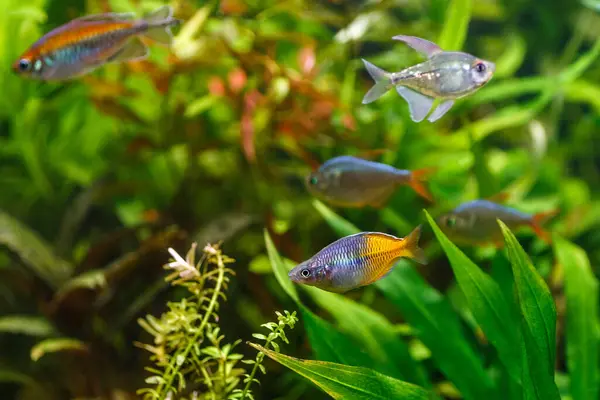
top-left (475, 62), bottom-right (486, 73)
top-left (300, 269), bottom-right (310, 278)
top-left (18, 59), bottom-right (31, 71)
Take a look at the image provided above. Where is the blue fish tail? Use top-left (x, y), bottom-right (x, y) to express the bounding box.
top-left (142, 5), bottom-right (181, 45)
top-left (362, 59), bottom-right (393, 104)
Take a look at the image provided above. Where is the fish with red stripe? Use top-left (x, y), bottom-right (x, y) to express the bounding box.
top-left (12, 5), bottom-right (180, 80)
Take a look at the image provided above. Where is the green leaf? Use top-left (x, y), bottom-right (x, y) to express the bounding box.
top-left (30, 338), bottom-right (88, 361)
top-left (0, 210), bottom-right (73, 289)
top-left (300, 305), bottom-right (380, 370)
top-left (312, 200), bottom-right (360, 236)
top-left (499, 221), bottom-right (560, 400)
top-left (378, 263), bottom-right (497, 400)
top-left (438, 0), bottom-right (473, 50)
top-left (53, 270), bottom-right (107, 303)
top-left (247, 343), bottom-right (432, 400)
top-left (425, 211), bottom-right (521, 384)
top-left (303, 284), bottom-right (430, 387)
top-left (264, 229), bottom-right (299, 303)
top-left (554, 237), bottom-right (599, 400)
top-left (0, 315), bottom-right (55, 337)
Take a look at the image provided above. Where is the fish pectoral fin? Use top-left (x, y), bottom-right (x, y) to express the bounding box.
top-left (427, 99), bottom-right (454, 122)
top-left (107, 39), bottom-right (149, 63)
top-left (391, 35), bottom-right (443, 58)
top-left (395, 86), bottom-right (434, 123)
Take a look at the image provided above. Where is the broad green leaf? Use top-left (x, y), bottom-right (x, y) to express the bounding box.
top-left (264, 229), bottom-right (299, 303)
top-left (300, 305), bottom-right (379, 370)
top-left (378, 263), bottom-right (497, 400)
top-left (554, 237), bottom-right (599, 400)
top-left (438, 0), bottom-right (473, 51)
top-left (304, 285), bottom-right (430, 387)
top-left (0, 315), bottom-right (55, 337)
top-left (500, 221), bottom-right (560, 400)
top-left (248, 343), bottom-right (432, 400)
top-left (30, 338), bottom-right (88, 361)
top-left (425, 211), bottom-right (521, 384)
top-left (312, 200), bottom-right (360, 236)
top-left (0, 210), bottom-right (73, 288)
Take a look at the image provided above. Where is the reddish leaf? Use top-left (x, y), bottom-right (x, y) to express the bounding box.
top-left (208, 76), bottom-right (226, 97)
top-left (228, 68), bottom-right (247, 94)
top-left (342, 113), bottom-right (356, 131)
top-left (298, 46), bottom-right (316, 76)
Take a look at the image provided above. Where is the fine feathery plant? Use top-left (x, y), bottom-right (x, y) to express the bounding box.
top-left (135, 243), bottom-right (297, 400)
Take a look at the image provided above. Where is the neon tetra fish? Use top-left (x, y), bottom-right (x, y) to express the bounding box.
top-left (362, 35), bottom-right (495, 122)
top-left (306, 156), bottom-right (435, 207)
top-left (288, 225), bottom-right (427, 293)
top-left (437, 200), bottom-right (558, 245)
top-left (12, 6), bottom-right (180, 80)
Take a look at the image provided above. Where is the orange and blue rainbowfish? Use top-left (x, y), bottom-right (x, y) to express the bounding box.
top-left (306, 156), bottom-right (435, 207)
top-left (12, 6), bottom-right (180, 80)
top-left (437, 200), bottom-right (558, 245)
top-left (288, 225), bottom-right (427, 293)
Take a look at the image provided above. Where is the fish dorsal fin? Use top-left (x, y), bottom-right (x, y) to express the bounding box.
top-left (392, 35), bottom-right (443, 58)
top-left (71, 12), bottom-right (136, 23)
top-left (396, 86), bottom-right (434, 122)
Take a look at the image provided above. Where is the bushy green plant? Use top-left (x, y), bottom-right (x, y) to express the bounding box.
top-left (136, 243), bottom-right (297, 400)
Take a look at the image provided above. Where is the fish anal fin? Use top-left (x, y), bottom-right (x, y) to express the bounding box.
top-left (108, 38), bottom-right (149, 63)
top-left (530, 209), bottom-right (559, 244)
top-left (391, 35), bottom-right (443, 58)
top-left (427, 99), bottom-right (454, 122)
top-left (396, 86), bottom-right (434, 122)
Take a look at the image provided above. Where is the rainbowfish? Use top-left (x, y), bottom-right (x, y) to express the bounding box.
top-left (288, 225), bottom-right (427, 293)
top-left (361, 35), bottom-right (495, 122)
top-left (437, 200), bottom-right (558, 245)
top-left (12, 6), bottom-right (180, 80)
top-left (306, 156), bottom-right (434, 207)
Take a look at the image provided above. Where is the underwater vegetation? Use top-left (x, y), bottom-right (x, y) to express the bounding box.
top-left (0, 0), bottom-right (599, 399)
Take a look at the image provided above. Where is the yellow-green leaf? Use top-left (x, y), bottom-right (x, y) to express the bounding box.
top-left (30, 338), bottom-right (88, 362)
top-left (0, 315), bottom-right (55, 337)
top-left (554, 237), bottom-right (599, 400)
top-left (248, 343), bottom-right (432, 400)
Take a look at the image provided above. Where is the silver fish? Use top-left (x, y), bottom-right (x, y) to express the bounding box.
top-left (361, 35), bottom-right (495, 122)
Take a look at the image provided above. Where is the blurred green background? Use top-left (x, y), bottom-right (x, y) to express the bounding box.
top-left (1, 0), bottom-right (599, 399)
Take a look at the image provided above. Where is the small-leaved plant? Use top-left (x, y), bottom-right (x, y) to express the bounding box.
top-left (136, 243), bottom-right (297, 400)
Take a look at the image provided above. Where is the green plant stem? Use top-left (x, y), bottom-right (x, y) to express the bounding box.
top-left (156, 253), bottom-right (226, 398)
top-left (240, 351), bottom-right (264, 400)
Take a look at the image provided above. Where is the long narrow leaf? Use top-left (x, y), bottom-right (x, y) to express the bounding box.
top-left (500, 221), bottom-right (560, 400)
top-left (554, 237), bottom-right (599, 400)
top-left (378, 262), bottom-right (497, 400)
top-left (248, 343), bottom-right (432, 400)
top-left (438, 0), bottom-right (473, 50)
top-left (425, 211), bottom-right (521, 384)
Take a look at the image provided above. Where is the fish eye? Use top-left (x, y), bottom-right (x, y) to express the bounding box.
top-left (446, 216), bottom-right (457, 227)
top-left (309, 176), bottom-right (318, 185)
top-left (18, 59), bottom-right (31, 72)
top-left (300, 269), bottom-right (311, 278)
top-left (475, 62), bottom-right (486, 73)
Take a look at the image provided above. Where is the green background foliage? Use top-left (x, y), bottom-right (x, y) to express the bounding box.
top-left (0, 0), bottom-right (599, 399)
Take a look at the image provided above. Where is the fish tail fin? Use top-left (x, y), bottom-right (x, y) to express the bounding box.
top-left (530, 209), bottom-right (559, 244)
top-left (407, 167), bottom-right (436, 202)
top-left (401, 225), bottom-right (428, 265)
top-left (361, 59), bottom-right (393, 104)
top-left (142, 5), bottom-right (181, 45)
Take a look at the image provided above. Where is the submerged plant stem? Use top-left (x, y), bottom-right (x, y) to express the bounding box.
top-left (156, 252), bottom-right (226, 398)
